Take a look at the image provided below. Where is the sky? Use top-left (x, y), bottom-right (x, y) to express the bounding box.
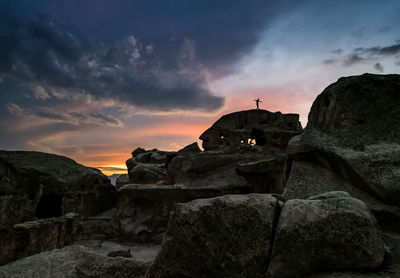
top-left (1, 0), bottom-right (400, 175)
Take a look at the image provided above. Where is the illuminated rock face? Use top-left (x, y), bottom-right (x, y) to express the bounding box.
top-left (199, 109), bottom-right (303, 154)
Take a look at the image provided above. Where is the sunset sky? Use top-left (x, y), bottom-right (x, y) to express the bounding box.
top-left (1, 0), bottom-right (400, 175)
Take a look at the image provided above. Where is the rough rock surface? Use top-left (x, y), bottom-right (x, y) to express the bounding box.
top-left (176, 142), bottom-right (202, 156)
top-left (199, 109), bottom-right (302, 153)
top-left (236, 155), bottom-right (287, 193)
top-left (116, 174), bottom-right (130, 189)
top-left (284, 161), bottom-right (400, 231)
top-left (117, 184), bottom-right (250, 243)
top-left (0, 213), bottom-right (120, 265)
top-left (146, 194), bottom-right (280, 278)
top-left (287, 74), bottom-right (400, 206)
top-left (168, 151), bottom-right (276, 189)
top-left (0, 245), bottom-right (150, 278)
top-left (0, 151), bottom-right (117, 228)
top-left (126, 149), bottom-right (176, 185)
top-left (267, 194), bottom-right (385, 277)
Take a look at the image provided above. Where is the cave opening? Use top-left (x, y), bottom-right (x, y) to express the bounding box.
top-left (35, 193), bottom-right (63, 218)
top-left (250, 128), bottom-right (267, 146)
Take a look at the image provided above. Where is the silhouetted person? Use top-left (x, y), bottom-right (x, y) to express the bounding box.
top-left (254, 98), bottom-right (262, 109)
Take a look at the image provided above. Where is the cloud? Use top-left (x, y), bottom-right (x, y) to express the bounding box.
top-left (32, 85), bottom-right (50, 100)
top-left (0, 13), bottom-right (223, 112)
top-left (374, 62), bottom-right (384, 72)
top-left (6, 103), bottom-right (24, 116)
top-left (6, 104), bottom-right (124, 128)
top-left (324, 41), bottom-right (400, 67)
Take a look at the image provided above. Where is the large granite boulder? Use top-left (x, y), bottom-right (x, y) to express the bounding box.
top-left (267, 193), bottom-right (385, 277)
top-left (285, 73), bottom-right (400, 229)
top-left (199, 109), bottom-right (302, 153)
top-left (0, 151), bottom-right (117, 228)
top-left (146, 194), bottom-right (280, 278)
top-left (0, 245), bottom-right (149, 278)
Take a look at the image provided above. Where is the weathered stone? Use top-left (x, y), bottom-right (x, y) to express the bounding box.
top-left (0, 214), bottom-right (120, 265)
top-left (129, 164), bottom-right (167, 184)
top-left (132, 147), bottom-right (147, 157)
top-left (107, 249), bottom-right (131, 258)
top-left (199, 109), bottom-right (302, 153)
top-left (176, 142), bottom-right (202, 156)
top-left (117, 184), bottom-right (250, 243)
top-left (146, 194), bottom-right (280, 278)
top-left (0, 245), bottom-right (149, 278)
top-left (287, 74), bottom-right (400, 207)
top-left (0, 151), bottom-right (117, 228)
top-left (168, 151), bottom-right (273, 189)
top-left (126, 149), bottom-right (176, 185)
top-left (236, 155), bottom-right (287, 193)
top-left (267, 195), bottom-right (385, 277)
top-left (116, 174), bottom-right (130, 189)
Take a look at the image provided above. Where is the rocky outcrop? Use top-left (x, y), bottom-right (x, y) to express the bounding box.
top-left (116, 174), bottom-right (130, 189)
top-left (168, 151), bottom-right (280, 190)
top-left (146, 194), bottom-right (280, 278)
top-left (284, 73), bottom-right (400, 230)
top-left (176, 142), bottom-right (201, 156)
top-left (117, 184), bottom-right (250, 243)
top-left (0, 245), bottom-right (150, 278)
top-left (199, 109), bottom-right (302, 153)
top-left (0, 151), bottom-right (117, 228)
top-left (236, 155), bottom-right (287, 193)
top-left (267, 194), bottom-right (385, 277)
top-left (126, 149), bottom-right (176, 184)
top-left (146, 192), bottom-right (387, 278)
top-left (0, 213), bottom-right (120, 265)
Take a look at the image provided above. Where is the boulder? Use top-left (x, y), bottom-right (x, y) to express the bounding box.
top-left (107, 249), bottom-right (132, 258)
top-left (117, 184), bottom-right (250, 243)
top-left (126, 149), bottom-right (176, 185)
top-left (0, 151), bottom-right (117, 228)
top-left (0, 245), bottom-right (149, 278)
top-left (236, 155), bottom-right (287, 193)
top-left (267, 194), bottom-right (385, 277)
top-left (284, 161), bottom-right (400, 231)
top-left (146, 194), bottom-right (280, 278)
top-left (287, 74), bottom-right (400, 204)
top-left (285, 73), bottom-right (400, 230)
top-left (199, 109), bottom-right (302, 153)
top-left (116, 174), bottom-right (130, 189)
top-left (176, 142), bottom-right (202, 156)
top-left (129, 164), bottom-right (167, 184)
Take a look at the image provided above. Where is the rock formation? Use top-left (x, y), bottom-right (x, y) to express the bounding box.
top-left (199, 109), bottom-right (302, 153)
top-left (284, 73), bottom-right (400, 231)
top-left (0, 151), bottom-right (117, 228)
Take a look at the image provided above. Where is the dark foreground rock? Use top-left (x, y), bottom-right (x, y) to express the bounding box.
top-left (0, 245), bottom-right (149, 278)
top-left (267, 193), bottom-right (385, 278)
top-left (117, 184), bottom-right (251, 243)
top-left (0, 213), bottom-right (120, 265)
top-left (285, 73), bottom-right (400, 230)
top-left (146, 194), bottom-right (280, 278)
top-left (0, 151), bottom-right (117, 228)
top-left (199, 109), bottom-right (302, 153)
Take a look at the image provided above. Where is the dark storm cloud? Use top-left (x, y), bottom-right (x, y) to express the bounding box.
top-left (0, 11), bottom-right (223, 112)
top-left (324, 41), bottom-right (400, 67)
